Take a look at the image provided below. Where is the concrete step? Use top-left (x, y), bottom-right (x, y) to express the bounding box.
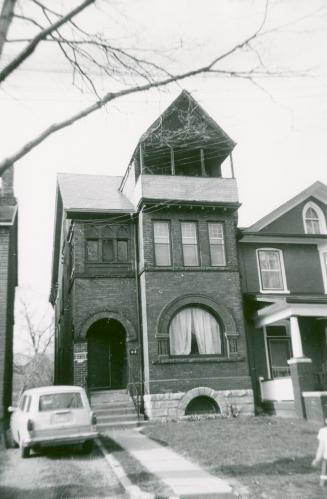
top-left (97, 420), bottom-right (147, 432)
top-left (262, 400), bottom-right (296, 418)
top-left (96, 413), bottom-right (139, 423)
top-left (93, 406), bottom-right (137, 416)
top-left (91, 401), bottom-right (135, 411)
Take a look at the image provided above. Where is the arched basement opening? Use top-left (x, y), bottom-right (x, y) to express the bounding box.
top-left (87, 318), bottom-right (127, 390)
top-left (185, 396), bottom-right (220, 416)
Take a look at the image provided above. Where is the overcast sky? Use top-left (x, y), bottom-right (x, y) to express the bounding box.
top-left (1, 0), bottom-right (327, 311)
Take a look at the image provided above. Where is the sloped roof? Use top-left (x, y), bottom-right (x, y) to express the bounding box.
top-left (243, 181), bottom-right (327, 233)
top-left (130, 90), bottom-right (236, 162)
top-left (0, 205), bottom-right (17, 225)
top-left (57, 173), bottom-right (134, 213)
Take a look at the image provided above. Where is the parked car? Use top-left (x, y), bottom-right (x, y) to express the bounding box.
top-left (9, 385), bottom-right (97, 458)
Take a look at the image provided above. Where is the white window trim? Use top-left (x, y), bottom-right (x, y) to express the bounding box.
top-left (302, 201), bottom-right (327, 235)
top-left (256, 248), bottom-right (289, 294)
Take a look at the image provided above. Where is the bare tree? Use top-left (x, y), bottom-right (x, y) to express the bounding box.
top-left (0, 0), bottom-right (320, 175)
top-left (18, 294), bottom-right (54, 355)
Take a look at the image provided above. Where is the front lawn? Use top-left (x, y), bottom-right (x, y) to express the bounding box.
top-left (142, 416), bottom-right (324, 498)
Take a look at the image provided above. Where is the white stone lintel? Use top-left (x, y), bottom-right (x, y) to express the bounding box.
top-left (287, 357), bottom-right (312, 365)
top-left (303, 392), bottom-right (327, 397)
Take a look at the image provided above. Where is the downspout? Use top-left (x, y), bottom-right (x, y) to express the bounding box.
top-left (132, 213), bottom-right (145, 411)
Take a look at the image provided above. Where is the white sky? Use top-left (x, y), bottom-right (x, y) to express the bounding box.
top-left (1, 0), bottom-right (327, 311)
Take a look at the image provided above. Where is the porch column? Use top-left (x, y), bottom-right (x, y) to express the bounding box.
top-left (289, 316), bottom-right (303, 358)
top-left (288, 316), bottom-right (314, 418)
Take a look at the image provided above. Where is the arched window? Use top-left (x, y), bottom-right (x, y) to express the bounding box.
top-left (169, 306), bottom-right (222, 356)
top-left (303, 202), bottom-right (326, 234)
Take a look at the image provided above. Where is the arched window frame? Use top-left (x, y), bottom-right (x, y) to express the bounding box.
top-left (256, 248), bottom-right (289, 294)
top-left (168, 305), bottom-right (224, 357)
top-left (302, 201), bottom-right (327, 235)
top-left (156, 295), bottom-right (239, 360)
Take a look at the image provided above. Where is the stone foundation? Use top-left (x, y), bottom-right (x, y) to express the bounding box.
top-left (143, 386), bottom-right (254, 421)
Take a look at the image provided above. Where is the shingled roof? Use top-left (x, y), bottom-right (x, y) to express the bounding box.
top-left (57, 173), bottom-right (134, 213)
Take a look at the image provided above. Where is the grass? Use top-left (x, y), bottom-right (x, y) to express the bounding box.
top-left (142, 416), bottom-right (325, 499)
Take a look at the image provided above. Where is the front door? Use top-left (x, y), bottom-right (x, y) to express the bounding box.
top-left (267, 337), bottom-right (292, 378)
top-left (87, 319), bottom-right (127, 390)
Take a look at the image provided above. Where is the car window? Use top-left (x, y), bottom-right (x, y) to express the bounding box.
top-left (25, 396), bottom-right (32, 412)
top-left (38, 392), bottom-right (84, 412)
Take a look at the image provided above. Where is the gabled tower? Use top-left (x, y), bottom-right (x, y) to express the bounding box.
top-left (120, 91), bottom-right (253, 419)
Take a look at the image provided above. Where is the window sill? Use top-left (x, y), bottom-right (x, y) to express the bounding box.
top-left (259, 289), bottom-right (290, 294)
top-left (153, 355), bottom-right (244, 365)
top-left (141, 264), bottom-right (238, 272)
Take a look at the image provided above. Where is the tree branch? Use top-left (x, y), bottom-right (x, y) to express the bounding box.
top-left (0, 0), bottom-right (95, 84)
top-left (0, 0), bottom-right (17, 57)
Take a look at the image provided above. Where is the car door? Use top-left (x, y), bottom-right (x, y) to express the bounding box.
top-left (11, 395), bottom-right (28, 442)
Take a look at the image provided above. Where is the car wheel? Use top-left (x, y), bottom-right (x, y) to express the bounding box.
top-left (82, 440), bottom-right (93, 454)
top-left (5, 429), bottom-right (18, 448)
top-left (20, 439), bottom-right (30, 458)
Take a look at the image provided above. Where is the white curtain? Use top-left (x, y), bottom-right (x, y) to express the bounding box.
top-left (169, 307), bottom-right (221, 355)
top-left (169, 308), bottom-right (192, 355)
top-left (192, 308), bottom-right (221, 354)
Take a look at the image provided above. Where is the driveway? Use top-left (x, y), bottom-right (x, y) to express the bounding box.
top-left (0, 443), bottom-right (127, 498)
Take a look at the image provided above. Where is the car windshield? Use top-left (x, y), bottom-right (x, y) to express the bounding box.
top-left (38, 392), bottom-right (84, 411)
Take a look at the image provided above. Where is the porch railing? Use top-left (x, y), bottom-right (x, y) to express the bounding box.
top-left (127, 371), bottom-right (143, 421)
top-left (271, 366), bottom-right (291, 378)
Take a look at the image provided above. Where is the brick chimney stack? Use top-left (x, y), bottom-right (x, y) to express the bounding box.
top-left (0, 166), bottom-right (16, 206)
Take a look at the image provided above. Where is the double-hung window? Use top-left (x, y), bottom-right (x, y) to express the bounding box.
top-left (208, 222), bottom-right (225, 266)
top-left (257, 249), bottom-right (287, 292)
top-left (153, 221), bottom-right (171, 266)
top-left (181, 222), bottom-right (199, 266)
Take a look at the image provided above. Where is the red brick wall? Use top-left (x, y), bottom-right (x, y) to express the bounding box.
top-left (139, 205), bottom-right (251, 394)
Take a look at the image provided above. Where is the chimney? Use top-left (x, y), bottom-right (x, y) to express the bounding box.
top-left (0, 165), bottom-right (16, 206)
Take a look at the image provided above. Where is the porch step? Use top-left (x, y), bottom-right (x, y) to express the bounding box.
top-left (90, 389), bottom-right (144, 431)
top-left (262, 400), bottom-right (296, 418)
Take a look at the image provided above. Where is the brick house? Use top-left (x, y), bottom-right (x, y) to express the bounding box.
top-left (0, 166), bottom-right (18, 435)
top-left (239, 181), bottom-right (327, 419)
top-left (50, 91), bottom-right (254, 419)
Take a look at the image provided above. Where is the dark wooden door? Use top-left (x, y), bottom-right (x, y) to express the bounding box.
top-left (87, 320), bottom-right (127, 390)
top-left (88, 328), bottom-right (111, 389)
top-left (110, 326), bottom-right (127, 389)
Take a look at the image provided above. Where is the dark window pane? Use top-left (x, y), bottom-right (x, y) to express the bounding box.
top-left (86, 240), bottom-right (99, 262)
top-left (117, 240), bottom-right (128, 262)
top-left (103, 239), bottom-right (114, 262)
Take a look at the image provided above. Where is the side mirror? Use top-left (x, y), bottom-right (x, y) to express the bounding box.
top-left (8, 406), bottom-right (16, 413)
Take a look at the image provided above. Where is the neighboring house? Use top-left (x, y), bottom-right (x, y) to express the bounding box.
top-left (0, 166), bottom-right (18, 435)
top-left (50, 91), bottom-right (254, 420)
top-left (239, 181), bottom-right (327, 418)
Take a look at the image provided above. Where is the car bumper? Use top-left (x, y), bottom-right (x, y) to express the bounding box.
top-left (24, 431), bottom-right (98, 448)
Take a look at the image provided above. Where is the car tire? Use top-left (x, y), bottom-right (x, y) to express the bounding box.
top-left (20, 439), bottom-right (30, 458)
top-left (82, 440), bottom-right (93, 454)
top-left (5, 429), bottom-right (18, 448)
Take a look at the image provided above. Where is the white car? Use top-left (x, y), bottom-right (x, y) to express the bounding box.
top-left (9, 385), bottom-right (98, 458)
